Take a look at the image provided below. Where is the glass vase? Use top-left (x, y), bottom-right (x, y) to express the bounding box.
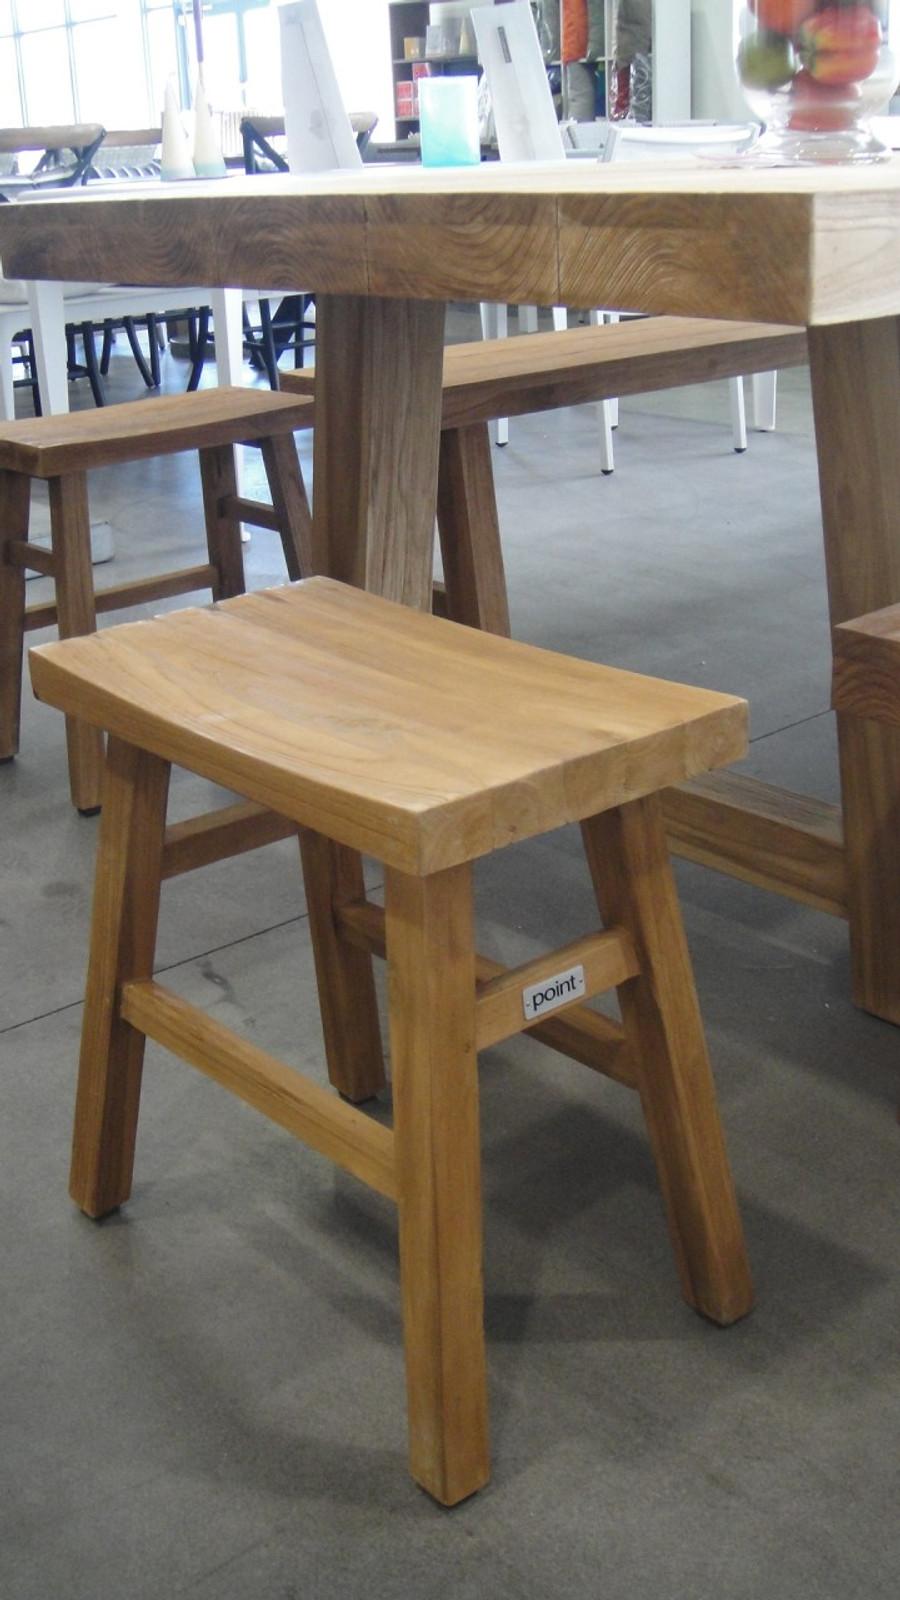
top-left (735, 0), bottom-right (900, 162)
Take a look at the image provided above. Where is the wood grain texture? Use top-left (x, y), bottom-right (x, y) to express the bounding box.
top-left (257, 431), bottom-right (312, 582)
top-left (385, 861), bottom-right (489, 1506)
top-left (120, 979), bottom-right (396, 1200)
top-left (810, 317), bottom-right (900, 1021)
top-left (29, 577), bottom-right (748, 875)
top-left (0, 469), bottom-right (31, 760)
top-left (832, 602), bottom-right (900, 727)
top-left (48, 472), bottom-right (105, 810)
top-left (311, 295), bottom-right (444, 610)
top-left (4, 165), bottom-right (900, 324)
top-left (336, 895), bottom-right (639, 1088)
top-left (662, 772), bottom-right (847, 919)
top-left (162, 799), bottom-right (296, 879)
top-left (474, 926), bottom-right (638, 1051)
top-left (198, 442), bottom-right (246, 602)
top-left (582, 795), bottom-right (754, 1327)
top-left (0, 387), bottom-right (313, 478)
top-left (436, 422), bottom-right (509, 636)
top-left (69, 735), bottom-right (169, 1217)
top-left (298, 828), bottom-right (386, 1103)
top-left (281, 316), bottom-right (808, 429)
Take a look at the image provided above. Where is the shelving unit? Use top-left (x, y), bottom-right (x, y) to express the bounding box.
top-left (388, 0), bottom-right (491, 139)
top-left (388, 0), bottom-right (691, 144)
top-left (556, 0), bottom-right (691, 124)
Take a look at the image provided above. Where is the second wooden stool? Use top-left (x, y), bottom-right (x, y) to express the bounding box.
top-left (0, 385), bottom-right (314, 812)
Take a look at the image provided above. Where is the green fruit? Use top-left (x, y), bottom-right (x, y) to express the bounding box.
top-left (737, 29), bottom-right (798, 90)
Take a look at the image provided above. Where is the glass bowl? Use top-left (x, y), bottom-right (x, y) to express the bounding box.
top-left (735, 0), bottom-right (900, 162)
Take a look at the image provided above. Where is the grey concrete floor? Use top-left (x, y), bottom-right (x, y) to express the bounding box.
top-left (2, 315), bottom-right (899, 1598)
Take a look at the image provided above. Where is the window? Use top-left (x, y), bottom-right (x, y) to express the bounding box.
top-left (0, 1), bottom-right (153, 125)
top-left (0, 1), bottom-right (276, 127)
top-left (0, 1), bottom-right (392, 138)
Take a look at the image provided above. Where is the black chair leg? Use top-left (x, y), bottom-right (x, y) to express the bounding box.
top-left (100, 320), bottom-right (115, 376)
top-left (186, 307), bottom-right (212, 391)
top-left (257, 299), bottom-right (281, 389)
top-left (122, 317), bottom-right (158, 389)
top-left (145, 314), bottom-right (162, 386)
top-left (77, 322), bottom-right (106, 406)
top-left (242, 304), bottom-right (263, 372)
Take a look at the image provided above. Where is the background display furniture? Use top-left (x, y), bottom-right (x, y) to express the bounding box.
top-left (389, 0), bottom-right (492, 138)
top-left (28, 575), bottom-right (753, 1504)
top-left (552, 0), bottom-right (691, 122)
top-left (0, 386), bottom-right (313, 813)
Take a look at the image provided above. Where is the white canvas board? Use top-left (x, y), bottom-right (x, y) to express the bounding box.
top-left (278, 0), bottom-right (362, 172)
top-left (470, 1), bottom-right (565, 164)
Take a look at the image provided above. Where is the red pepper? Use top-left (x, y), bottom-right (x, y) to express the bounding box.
top-left (798, 5), bottom-right (882, 85)
top-left (787, 67), bottom-right (860, 129)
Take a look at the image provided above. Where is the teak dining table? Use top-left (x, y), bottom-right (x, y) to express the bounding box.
top-left (3, 161), bottom-right (900, 1023)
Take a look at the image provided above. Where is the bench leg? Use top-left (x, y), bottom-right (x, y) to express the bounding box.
top-left (297, 829), bottom-right (386, 1102)
top-left (385, 861), bottom-right (489, 1506)
top-left (437, 423), bottom-right (510, 637)
top-left (198, 441), bottom-right (247, 600)
top-left (809, 319), bottom-right (900, 1023)
top-left (70, 736), bottom-right (170, 1219)
top-left (49, 472), bottom-right (107, 812)
top-left (582, 795), bottom-right (754, 1328)
top-left (259, 431), bottom-right (313, 582)
top-left (0, 469), bottom-right (31, 762)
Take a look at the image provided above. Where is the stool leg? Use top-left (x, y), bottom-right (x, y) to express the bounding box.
top-left (582, 795), bottom-right (754, 1328)
top-left (384, 862), bottom-right (489, 1506)
top-left (297, 829), bottom-right (386, 1102)
top-left (48, 472), bottom-right (107, 812)
top-left (70, 735), bottom-right (170, 1219)
top-left (436, 423), bottom-right (511, 638)
top-left (0, 469), bottom-right (31, 762)
top-left (198, 443), bottom-right (246, 600)
top-left (259, 431), bottom-right (313, 582)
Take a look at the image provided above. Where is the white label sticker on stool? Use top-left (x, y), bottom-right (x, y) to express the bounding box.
top-left (522, 964), bottom-right (586, 1021)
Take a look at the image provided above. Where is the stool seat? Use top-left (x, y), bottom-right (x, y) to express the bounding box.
top-left (0, 384), bottom-right (314, 477)
top-left (31, 577), bottom-right (748, 873)
top-left (28, 578), bottom-right (754, 1506)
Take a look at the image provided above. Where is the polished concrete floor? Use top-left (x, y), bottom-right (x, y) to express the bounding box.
top-left (2, 317), bottom-right (899, 1598)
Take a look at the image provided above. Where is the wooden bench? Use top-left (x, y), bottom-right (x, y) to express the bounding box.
top-left (29, 575), bottom-right (753, 1505)
top-left (282, 315), bottom-right (808, 638)
top-left (0, 385), bottom-right (313, 812)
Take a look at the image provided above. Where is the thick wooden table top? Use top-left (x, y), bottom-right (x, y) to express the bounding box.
top-left (2, 161), bottom-right (900, 326)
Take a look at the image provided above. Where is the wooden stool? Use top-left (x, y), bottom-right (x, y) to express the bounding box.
top-left (281, 316), bottom-right (809, 638)
top-left (0, 385), bottom-right (314, 813)
top-left (29, 577), bottom-right (754, 1506)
